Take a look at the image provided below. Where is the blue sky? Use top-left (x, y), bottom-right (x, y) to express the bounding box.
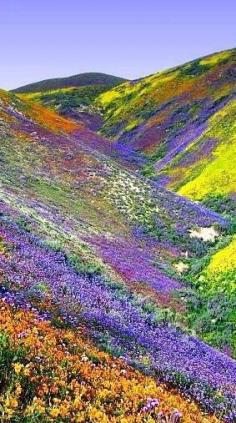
top-left (0, 0), bottom-right (235, 89)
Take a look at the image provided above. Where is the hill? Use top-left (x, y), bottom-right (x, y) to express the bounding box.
top-left (1, 89), bottom-right (236, 420)
top-left (12, 72), bottom-right (127, 93)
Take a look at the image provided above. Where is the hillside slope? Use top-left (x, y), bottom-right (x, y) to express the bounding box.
top-left (1, 89), bottom-right (236, 420)
top-left (95, 49), bottom-right (235, 174)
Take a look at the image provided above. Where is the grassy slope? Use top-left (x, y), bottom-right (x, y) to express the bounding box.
top-left (97, 48), bottom-right (235, 135)
top-left (17, 50), bottom-right (236, 180)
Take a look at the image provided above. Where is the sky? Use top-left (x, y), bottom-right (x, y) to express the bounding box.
top-left (0, 0), bottom-right (235, 90)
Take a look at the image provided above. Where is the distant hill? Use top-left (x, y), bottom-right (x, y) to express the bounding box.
top-left (12, 72), bottom-right (127, 93)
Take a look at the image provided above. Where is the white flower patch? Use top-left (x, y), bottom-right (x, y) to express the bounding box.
top-left (189, 226), bottom-right (219, 242)
top-left (174, 261), bottom-right (189, 274)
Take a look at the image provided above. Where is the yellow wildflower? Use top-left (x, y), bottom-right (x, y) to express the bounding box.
top-left (13, 363), bottom-right (24, 375)
top-left (50, 408), bottom-right (61, 418)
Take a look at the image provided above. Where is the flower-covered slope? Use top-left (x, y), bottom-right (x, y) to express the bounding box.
top-left (96, 48), bottom-right (235, 140)
top-left (95, 49), bottom-right (235, 176)
top-left (0, 89), bottom-right (236, 420)
top-left (0, 299), bottom-right (220, 423)
top-left (1, 89), bottom-right (227, 294)
top-left (0, 202), bottom-right (235, 421)
top-left (161, 98), bottom-right (236, 198)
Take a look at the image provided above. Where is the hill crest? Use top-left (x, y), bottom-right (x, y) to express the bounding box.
top-left (12, 72), bottom-right (127, 93)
